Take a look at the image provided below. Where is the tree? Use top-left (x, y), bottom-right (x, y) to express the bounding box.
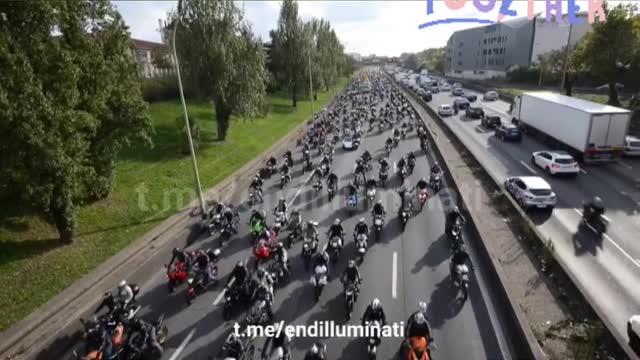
top-left (172, 0), bottom-right (268, 140)
top-left (572, 3), bottom-right (639, 106)
top-left (0, 0), bottom-right (153, 243)
top-left (303, 18), bottom-right (324, 100)
top-left (151, 46), bottom-right (172, 69)
top-left (272, 0), bottom-right (306, 107)
top-left (417, 47), bottom-right (446, 74)
top-left (403, 54), bottom-right (419, 72)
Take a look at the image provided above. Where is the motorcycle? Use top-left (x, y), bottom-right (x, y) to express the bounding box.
top-left (280, 173), bottom-right (289, 189)
top-left (311, 264), bottom-right (328, 301)
top-left (408, 158), bottom-right (416, 174)
top-left (253, 241), bottom-right (272, 270)
top-left (287, 225), bottom-right (302, 249)
top-left (328, 236), bottom-right (342, 263)
top-left (267, 164), bottom-right (277, 178)
top-left (208, 213), bottom-right (224, 236)
top-left (344, 282), bottom-right (358, 320)
top-left (378, 122), bottom-right (385, 133)
top-left (186, 261), bottom-right (218, 305)
top-left (379, 169), bottom-right (388, 187)
top-left (274, 211), bottom-right (287, 229)
top-left (321, 163), bottom-right (330, 177)
top-left (74, 317), bottom-right (126, 360)
top-left (373, 215), bottom-right (384, 241)
top-left (327, 182), bottom-right (336, 201)
top-left (429, 172), bottom-right (442, 192)
top-left (453, 263), bottom-right (470, 300)
top-left (246, 298), bottom-right (270, 326)
top-left (354, 172), bottom-right (364, 187)
top-left (420, 139), bottom-right (428, 154)
top-left (302, 237), bottom-right (318, 271)
top-left (219, 224), bottom-right (234, 246)
top-left (401, 128), bottom-right (407, 140)
top-left (122, 314), bottom-right (169, 360)
top-left (581, 207), bottom-right (608, 235)
top-left (398, 166), bottom-right (407, 183)
top-left (393, 135), bottom-right (400, 147)
top-left (313, 179), bottom-right (323, 192)
top-left (302, 158), bottom-right (312, 174)
top-left (448, 218), bottom-right (464, 251)
top-left (366, 187), bottom-right (376, 207)
top-left (405, 336), bottom-right (431, 360)
top-left (385, 144), bottom-right (392, 157)
top-left (166, 262), bottom-right (188, 294)
top-left (400, 208), bottom-right (410, 232)
top-left (269, 255), bottom-right (290, 286)
top-left (366, 320), bottom-right (381, 360)
top-left (249, 219), bottom-right (266, 241)
top-left (418, 188), bottom-right (428, 210)
top-left (355, 233), bottom-right (368, 264)
top-left (346, 194), bottom-right (358, 214)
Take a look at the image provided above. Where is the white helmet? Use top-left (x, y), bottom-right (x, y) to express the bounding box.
top-left (334, 218), bottom-right (341, 225)
top-left (310, 344), bottom-right (319, 354)
top-left (372, 298), bottom-right (380, 309)
top-left (418, 301), bottom-right (427, 313)
top-left (118, 280), bottom-right (127, 289)
top-left (415, 312), bottom-right (426, 324)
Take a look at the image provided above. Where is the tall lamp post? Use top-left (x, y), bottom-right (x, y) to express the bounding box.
top-left (171, 7), bottom-right (206, 215)
top-left (308, 36), bottom-right (316, 121)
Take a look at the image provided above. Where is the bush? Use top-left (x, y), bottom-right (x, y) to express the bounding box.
top-left (506, 66), bottom-right (540, 84)
top-left (175, 115), bottom-right (200, 155)
top-left (141, 75), bottom-right (180, 103)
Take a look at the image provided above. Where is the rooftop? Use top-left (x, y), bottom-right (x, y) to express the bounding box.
top-left (524, 91), bottom-right (631, 114)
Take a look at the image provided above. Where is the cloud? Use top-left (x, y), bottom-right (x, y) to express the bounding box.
top-left (115, 0), bottom-right (630, 56)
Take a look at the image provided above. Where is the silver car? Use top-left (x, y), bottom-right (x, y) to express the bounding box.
top-left (504, 176), bottom-right (557, 210)
top-left (483, 91), bottom-right (498, 101)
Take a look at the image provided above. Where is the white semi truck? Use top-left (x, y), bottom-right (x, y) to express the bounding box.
top-left (511, 91), bottom-right (631, 162)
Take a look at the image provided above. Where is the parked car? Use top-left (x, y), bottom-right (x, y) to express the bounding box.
top-left (440, 83), bottom-right (451, 92)
top-left (481, 114), bottom-right (501, 128)
top-left (465, 105), bottom-right (484, 119)
top-left (452, 87), bottom-right (464, 96)
top-left (484, 90), bottom-right (498, 101)
top-left (453, 97), bottom-right (470, 110)
top-left (453, 83), bottom-right (462, 88)
top-left (464, 94), bottom-right (477, 102)
top-left (416, 88), bottom-right (426, 97)
top-left (624, 136), bottom-right (640, 156)
top-left (531, 150), bottom-right (580, 176)
top-left (422, 91), bottom-right (432, 102)
top-left (495, 123), bottom-right (522, 141)
top-left (429, 86), bottom-right (440, 94)
top-left (504, 176), bottom-right (557, 210)
top-left (438, 104), bottom-right (454, 116)
top-left (343, 135), bottom-right (356, 150)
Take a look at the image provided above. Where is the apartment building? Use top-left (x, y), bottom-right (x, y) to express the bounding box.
top-left (444, 14), bottom-right (591, 80)
top-left (130, 38), bottom-right (175, 79)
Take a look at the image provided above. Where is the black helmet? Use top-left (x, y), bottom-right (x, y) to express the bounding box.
top-left (172, 247), bottom-right (180, 256)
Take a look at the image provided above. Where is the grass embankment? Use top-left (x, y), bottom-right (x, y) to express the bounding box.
top-left (0, 77), bottom-right (349, 331)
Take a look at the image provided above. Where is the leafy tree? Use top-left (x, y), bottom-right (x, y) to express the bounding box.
top-left (151, 46), bottom-right (172, 69)
top-left (0, 0), bottom-right (153, 243)
top-left (172, 0), bottom-right (268, 140)
top-left (417, 47), bottom-right (446, 74)
top-left (303, 18), bottom-right (324, 100)
top-left (403, 54), bottom-right (419, 72)
top-left (271, 0), bottom-right (306, 107)
top-left (572, 3), bottom-right (639, 106)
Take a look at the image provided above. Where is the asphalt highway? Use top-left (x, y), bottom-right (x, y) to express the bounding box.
top-left (61, 77), bottom-right (513, 360)
top-left (424, 85), bottom-right (640, 356)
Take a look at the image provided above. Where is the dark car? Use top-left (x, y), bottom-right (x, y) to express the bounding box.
top-left (465, 106), bottom-right (484, 119)
top-left (495, 123), bottom-right (522, 142)
top-left (464, 94), bottom-right (477, 102)
top-left (422, 92), bottom-right (432, 102)
top-left (481, 114), bottom-right (501, 128)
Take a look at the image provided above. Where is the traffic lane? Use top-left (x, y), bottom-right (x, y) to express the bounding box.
top-left (422, 89), bottom-right (640, 356)
top-left (429, 92), bottom-right (640, 259)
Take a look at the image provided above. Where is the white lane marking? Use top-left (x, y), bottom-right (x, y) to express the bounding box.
top-left (394, 162), bottom-right (397, 173)
top-left (618, 160), bottom-right (633, 170)
top-left (572, 209), bottom-right (639, 268)
top-left (392, 252), bottom-right (398, 299)
top-left (579, 168), bottom-right (587, 174)
top-left (519, 160), bottom-right (537, 174)
top-left (168, 328), bottom-right (195, 360)
top-left (287, 172), bottom-right (314, 208)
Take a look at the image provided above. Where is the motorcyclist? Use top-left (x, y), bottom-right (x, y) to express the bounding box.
top-left (168, 247), bottom-right (192, 271)
top-left (450, 244), bottom-right (475, 283)
top-left (274, 198), bottom-right (288, 223)
top-left (583, 196), bottom-right (605, 223)
top-left (115, 280), bottom-right (135, 308)
top-left (406, 302), bottom-right (431, 341)
top-left (341, 260), bottom-right (362, 292)
top-left (393, 127), bottom-right (400, 139)
top-left (304, 342), bottom-right (326, 360)
top-left (327, 172), bottom-right (338, 190)
top-left (223, 205), bottom-right (238, 233)
top-left (327, 218), bottom-right (345, 248)
top-left (365, 178), bottom-right (377, 191)
top-left (362, 298), bottom-right (387, 326)
top-left (407, 151), bottom-right (416, 166)
top-left (273, 242), bottom-right (290, 277)
top-left (397, 156), bottom-right (406, 173)
top-left (267, 156), bottom-right (277, 169)
top-left (354, 160), bottom-right (366, 184)
top-left (378, 158), bottom-right (389, 173)
top-left (194, 249), bottom-right (215, 283)
top-left (431, 162), bottom-right (442, 175)
top-left (280, 162), bottom-right (291, 183)
top-left (250, 176), bottom-right (264, 203)
top-left (126, 317), bottom-right (162, 356)
top-left (385, 136), bottom-right (393, 149)
top-left (226, 261), bottom-right (249, 290)
top-left (261, 322), bottom-right (291, 360)
top-left (253, 269), bottom-right (275, 318)
top-left (396, 184), bottom-right (414, 213)
top-left (312, 251), bottom-right (330, 276)
top-left (222, 332), bottom-right (244, 359)
top-left (346, 183), bottom-right (359, 204)
top-left (354, 218), bottom-right (369, 240)
top-left (445, 206), bottom-right (465, 236)
top-left (372, 200), bottom-right (386, 218)
top-left (405, 312), bottom-right (433, 359)
top-left (250, 209), bottom-right (266, 226)
top-left (320, 154), bottom-right (331, 167)
top-left (361, 150), bottom-right (372, 164)
top-left (284, 150), bottom-right (293, 166)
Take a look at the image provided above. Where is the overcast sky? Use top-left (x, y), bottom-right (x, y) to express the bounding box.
top-left (113, 0), bottom-right (626, 57)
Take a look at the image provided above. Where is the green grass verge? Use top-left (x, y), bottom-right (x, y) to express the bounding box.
top-left (0, 77), bottom-right (348, 331)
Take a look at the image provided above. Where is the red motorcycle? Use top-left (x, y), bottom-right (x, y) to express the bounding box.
top-left (418, 188), bottom-right (429, 210)
top-left (166, 262), bottom-right (188, 294)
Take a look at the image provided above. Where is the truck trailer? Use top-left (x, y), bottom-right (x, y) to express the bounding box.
top-left (511, 92), bottom-right (631, 162)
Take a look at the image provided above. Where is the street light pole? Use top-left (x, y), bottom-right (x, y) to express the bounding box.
top-left (560, 21), bottom-right (573, 92)
top-left (172, 16), bottom-right (207, 215)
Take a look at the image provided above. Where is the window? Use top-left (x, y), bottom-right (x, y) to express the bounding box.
top-left (482, 49), bottom-right (487, 55)
top-left (459, 42), bottom-right (464, 47)
top-left (484, 39), bottom-right (487, 44)
top-left (458, 52), bottom-right (462, 56)
top-left (457, 61), bottom-right (462, 66)
top-left (136, 49), bottom-right (148, 62)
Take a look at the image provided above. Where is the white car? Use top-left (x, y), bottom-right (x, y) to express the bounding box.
top-left (531, 151), bottom-right (580, 176)
top-left (504, 176), bottom-right (557, 210)
top-left (483, 91), bottom-right (498, 101)
top-left (624, 136), bottom-right (640, 156)
top-left (438, 104), bottom-right (454, 117)
top-left (342, 136), bottom-right (359, 150)
top-left (452, 87), bottom-right (464, 96)
top-left (440, 83), bottom-right (451, 91)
